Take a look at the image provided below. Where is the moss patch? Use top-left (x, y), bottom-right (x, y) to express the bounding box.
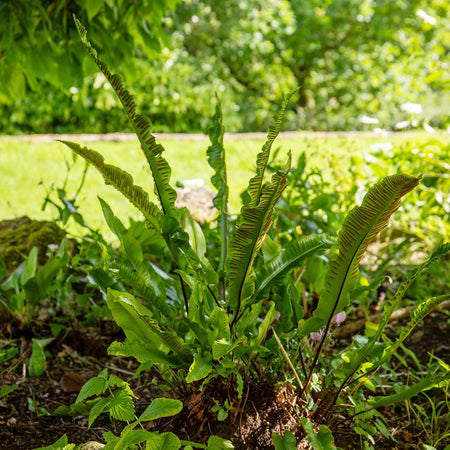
top-left (0, 217), bottom-right (65, 275)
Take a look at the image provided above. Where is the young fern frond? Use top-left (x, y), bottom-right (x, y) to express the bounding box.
top-left (227, 155), bottom-right (291, 316)
top-left (74, 16), bottom-right (179, 219)
top-left (59, 141), bottom-right (162, 229)
top-left (206, 98), bottom-right (229, 290)
top-left (243, 90), bottom-right (297, 207)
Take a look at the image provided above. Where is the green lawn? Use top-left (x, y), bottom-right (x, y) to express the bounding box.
top-left (1, 132), bottom-right (448, 240)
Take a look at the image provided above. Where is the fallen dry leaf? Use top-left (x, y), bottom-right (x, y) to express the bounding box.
top-left (60, 372), bottom-right (85, 393)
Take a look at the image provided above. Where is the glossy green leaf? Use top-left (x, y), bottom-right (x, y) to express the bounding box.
top-left (252, 301), bottom-right (277, 346)
top-left (106, 429), bottom-right (155, 450)
top-left (206, 435), bottom-right (234, 449)
top-left (106, 289), bottom-right (161, 346)
top-left (107, 289), bottom-right (192, 362)
top-left (33, 433), bottom-right (74, 450)
top-left (255, 235), bottom-right (334, 298)
top-left (139, 398), bottom-right (183, 421)
top-left (88, 396), bottom-right (111, 427)
top-left (212, 338), bottom-right (245, 360)
top-left (209, 307), bottom-right (231, 340)
top-left (99, 197), bottom-right (127, 238)
top-left (20, 246), bottom-right (38, 285)
top-left (186, 352), bottom-right (212, 383)
top-left (24, 257), bottom-right (62, 305)
top-left (85, 0), bottom-right (105, 20)
top-left (108, 341), bottom-right (181, 366)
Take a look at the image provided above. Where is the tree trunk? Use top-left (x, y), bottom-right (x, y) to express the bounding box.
top-left (292, 65), bottom-right (311, 108)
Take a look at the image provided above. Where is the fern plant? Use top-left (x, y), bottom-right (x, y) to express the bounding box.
top-left (64, 15), bottom-right (332, 379)
top-left (59, 17), bottom-right (450, 445)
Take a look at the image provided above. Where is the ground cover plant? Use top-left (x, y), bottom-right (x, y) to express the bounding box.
top-left (1, 16), bottom-right (449, 450)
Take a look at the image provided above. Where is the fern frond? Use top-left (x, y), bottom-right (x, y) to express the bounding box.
top-left (107, 289), bottom-right (192, 363)
top-left (207, 98), bottom-right (229, 278)
top-left (108, 341), bottom-right (183, 366)
top-left (376, 294), bottom-right (450, 370)
top-left (255, 235), bottom-right (334, 298)
top-left (60, 141), bottom-right (162, 229)
top-left (300, 174), bottom-right (420, 337)
top-left (371, 242), bottom-right (450, 346)
top-left (367, 370), bottom-right (450, 410)
top-left (333, 242), bottom-right (450, 398)
top-left (74, 16), bottom-right (179, 218)
top-left (109, 261), bottom-right (172, 320)
top-left (299, 174), bottom-right (420, 394)
top-left (243, 90), bottom-right (296, 207)
top-left (227, 155), bottom-right (291, 313)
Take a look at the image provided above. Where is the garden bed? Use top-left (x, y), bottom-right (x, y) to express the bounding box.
top-left (1, 309), bottom-right (449, 449)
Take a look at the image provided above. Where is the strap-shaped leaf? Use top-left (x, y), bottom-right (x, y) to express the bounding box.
top-left (109, 260), bottom-right (173, 320)
top-left (299, 174), bottom-right (420, 337)
top-left (60, 141), bottom-right (162, 229)
top-left (107, 289), bottom-right (192, 363)
top-left (337, 242), bottom-right (450, 381)
top-left (109, 340), bottom-right (183, 365)
top-left (206, 98), bottom-right (229, 278)
top-left (255, 235), bottom-right (334, 298)
top-left (375, 242), bottom-right (450, 336)
top-left (373, 294), bottom-right (450, 371)
top-left (243, 90), bottom-right (296, 207)
top-left (74, 17), bottom-right (179, 218)
top-left (227, 155), bottom-right (291, 313)
top-left (367, 370), bottom-right (450, 410)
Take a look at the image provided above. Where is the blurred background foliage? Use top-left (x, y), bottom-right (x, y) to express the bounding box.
top-left (0, 0), bottom-right (448, 133)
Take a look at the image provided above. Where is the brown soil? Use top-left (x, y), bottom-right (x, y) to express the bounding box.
top-left (1, 311), bottom-right (449, 450)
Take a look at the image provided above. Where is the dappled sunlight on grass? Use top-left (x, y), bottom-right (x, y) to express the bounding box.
top-left (1, 132), bottom-right (448, 239)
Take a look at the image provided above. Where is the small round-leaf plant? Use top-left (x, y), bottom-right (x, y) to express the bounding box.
top-left (55, 16), bottom-right (450, 447)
